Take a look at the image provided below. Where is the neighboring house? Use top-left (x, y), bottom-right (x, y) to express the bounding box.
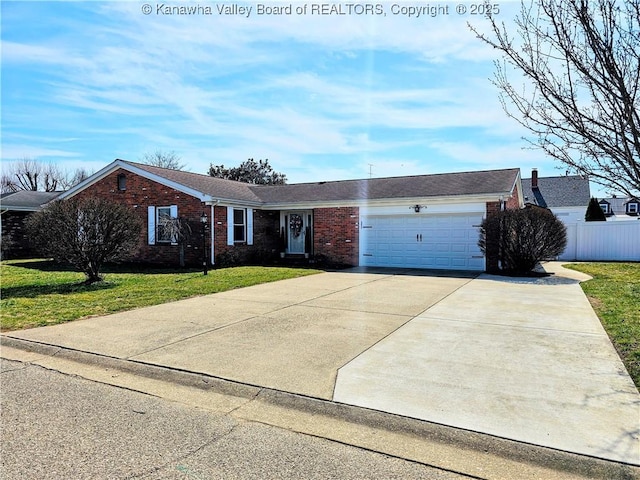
top-left (57, 159), bottom-right (524, 272)
top-left (0, 190), bottom-right (64, 259)
top-left (521, 168), bottom-right (591, 223)
top-left (598, 196), bottom-right (640, 220)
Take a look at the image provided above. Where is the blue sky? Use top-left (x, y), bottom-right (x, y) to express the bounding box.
top-left (1, 1), bottom-right (605, 196)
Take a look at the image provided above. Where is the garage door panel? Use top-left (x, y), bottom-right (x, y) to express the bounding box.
top-left (360, 214), bottom-right (484, 271)
top-left (451, 244), bottom-right (468, 253)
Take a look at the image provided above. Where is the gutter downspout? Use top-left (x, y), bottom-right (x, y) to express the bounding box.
top-left (204, 200), bottom-right (219, 266)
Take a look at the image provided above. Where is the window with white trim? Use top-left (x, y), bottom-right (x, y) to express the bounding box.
top-left (227, 207), bottom-right (254, 246)
top-left (147, 205), bottom-right (178, 245)
top-left (157, 207), bottom-right (173, 243)
top-left (628, 202), bottom-right (639, 214)
top-left (599, 202), bottom-right (610, 214)
top-left (233, 208), bottom-right (246, 243)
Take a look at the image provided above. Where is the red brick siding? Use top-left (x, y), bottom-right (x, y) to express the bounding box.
top-left (1, 211), bottom-right (37, 259)
top-left (213, 206), bottom-right (280, 265)
top-left (74, 170), bottom-right (282, 267)
top-left (506, 181), bottom-right (522, 210)
top-left (313, 207), bottom-right (359, 266)
top-left (484, 182), bottom-right (522, 272)
top-left (74, 169), bottom-right (208, 266)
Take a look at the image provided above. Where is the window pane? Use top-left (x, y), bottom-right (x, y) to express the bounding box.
top-left (234, 209), bottom-right (244, 225)
top-left (157, 207), bottom-right (172, 242)
top-left (234, 225), bottom-right (245, 242)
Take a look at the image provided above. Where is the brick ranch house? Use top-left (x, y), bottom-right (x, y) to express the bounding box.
top-left (56, 159), bottom-right (524, 272)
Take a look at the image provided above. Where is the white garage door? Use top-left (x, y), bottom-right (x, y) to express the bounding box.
top-left (359, 214), bottom-right (485, 271)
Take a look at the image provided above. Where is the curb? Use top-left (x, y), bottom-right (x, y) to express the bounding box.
top-left (2, 335), bottom-right (639, 480)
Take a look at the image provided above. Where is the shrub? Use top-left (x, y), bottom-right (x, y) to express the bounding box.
top-left (26, 197), bottom-right (141, 283)
top-left (585, 197), bottom-right (607, 221)
top-left (215, 249), bottom-right (242, 268)
top-left (479, 207), bottom-right (567, 275)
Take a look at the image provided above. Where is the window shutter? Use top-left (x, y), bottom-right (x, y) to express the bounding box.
top-left (247, 208), bottom-right (254, 245)
top-left (227, 206), bottom-right (234, 245)
top-left (147, 206), bottom-right (156, 245)
top-left (170, 205), bottom-right (178, 245)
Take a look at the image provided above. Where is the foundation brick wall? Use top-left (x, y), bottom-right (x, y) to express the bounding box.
top-left (312, 207), bottom-right (359, 266)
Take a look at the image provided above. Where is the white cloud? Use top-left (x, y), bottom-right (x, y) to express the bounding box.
top-left (2, 0), bottom-right (543, 184)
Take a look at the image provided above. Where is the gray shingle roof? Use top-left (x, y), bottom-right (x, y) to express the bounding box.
top-left (127, 161), bottom-right (520, 205)
top-left (0, 190), bottom-right (64, 210)
top-left (252, 168), bottom-right (520, 204)
top-left (129, 162), bottom-right (263, 203)
top-left (521, 175), bottom-right (590, 208)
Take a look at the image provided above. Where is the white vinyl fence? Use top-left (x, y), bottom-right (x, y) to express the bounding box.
top-left (560, 221), bottom-right (640, 261)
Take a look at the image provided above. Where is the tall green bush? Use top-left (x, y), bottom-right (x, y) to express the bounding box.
top-left (479, 207), bottom-right (567, 275)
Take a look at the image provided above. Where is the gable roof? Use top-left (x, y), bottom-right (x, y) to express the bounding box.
top-left (62, 159), bottom-right (521, 207)
top-left (521, 175), bottom-right (590, 208)
top-left (0, 190), bottom-right (64, 211)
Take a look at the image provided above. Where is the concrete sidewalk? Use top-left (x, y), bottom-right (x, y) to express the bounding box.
top-left (3, 264), bottom-right (639, 468)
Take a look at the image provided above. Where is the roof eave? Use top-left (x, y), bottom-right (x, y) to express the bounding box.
top-left (58, 159), bottom-right (213, 203)
top-left (205, 198), bottom-right (264, 208)
top-left (0, 205), bottom-right (43, 212)
top-left (260, 192), bottom-right (515, 210)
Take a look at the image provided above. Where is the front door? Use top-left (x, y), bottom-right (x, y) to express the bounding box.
top-left (284, 211), bottom-right (311, 254)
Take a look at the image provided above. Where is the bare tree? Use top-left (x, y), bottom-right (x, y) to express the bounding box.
top-left (1, 158), bottom-right (74, 193)
top-left (157, 214), bottom-right (193, 267)
top-left (26, 197), bottom-right (142, 283)
top-left (140, 150), bottom-right (186, 170)
top-left (59, 167), bottom-right (92, 190)
top-left (471, 0), bottom-right (640, 196)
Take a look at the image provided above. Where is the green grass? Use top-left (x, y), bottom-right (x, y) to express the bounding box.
top-left (0, 259), bottom-right (322, 331)
top-left (565, 263), bottom-right (640, 389)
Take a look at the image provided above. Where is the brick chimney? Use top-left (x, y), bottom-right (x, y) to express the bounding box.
top-left (531, 168), bottom-right (538, 188)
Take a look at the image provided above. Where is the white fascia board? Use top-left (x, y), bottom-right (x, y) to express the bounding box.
top-left (57, 159), bottom-right (213, 203)
top-left (260, 193), bottom-right (513, 211)
top-left (513, 172), bottom-right (525, 207)
top-left (56, 160), bottom-right (126, 200)
top-left (361, 202), bottom-right (487, 216)
top-left (210, 199), bottom-right (263, 208)
top-left (0, 205), bottom-right (42, 212)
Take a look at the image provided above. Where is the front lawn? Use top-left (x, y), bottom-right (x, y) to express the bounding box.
top-left (565, 262), bottom-right (640, 389)
top-left (0, 259), bottom-right (322, 331)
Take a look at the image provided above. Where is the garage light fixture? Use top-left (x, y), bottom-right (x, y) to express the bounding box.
top-left (412, 204), bottom-right (426, 213)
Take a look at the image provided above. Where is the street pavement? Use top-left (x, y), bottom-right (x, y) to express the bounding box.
top-left (1, 358), bottom-right (466, 480)
top-left (2, 263), bottom-right (639, 478)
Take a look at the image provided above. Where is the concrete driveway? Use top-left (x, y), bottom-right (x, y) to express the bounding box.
top-left (4, 265), bottom-right (639, 466)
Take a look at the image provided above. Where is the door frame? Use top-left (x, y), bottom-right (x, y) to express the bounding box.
top-left (281, 210), bottom-right (313, 254)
